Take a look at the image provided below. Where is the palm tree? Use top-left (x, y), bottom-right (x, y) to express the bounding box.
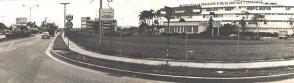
top-left (138, 10), bottom-right (156, 33)
top-left (251, 14), bottom-right (265, 38)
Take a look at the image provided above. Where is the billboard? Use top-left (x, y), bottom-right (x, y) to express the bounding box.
top-left (100, 9), bottom-right (114, 21)
top-left (16, 17), bottom-right (27, 24)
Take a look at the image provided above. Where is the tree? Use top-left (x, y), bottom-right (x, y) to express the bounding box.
top-left (239, 17), bottom-right (246, 38)
top-left (26, 22), bottom-right (38, 28)
top-left (0, 23), bottom-right (6, 30)
top-left (0, 23), bottom-right (7, 33)
top-left (251, 14), bottom-right (265, 38)
top-left (179, 18), bottom-right (186, 22)
top-left (138, 9), bottom-right (156, 34)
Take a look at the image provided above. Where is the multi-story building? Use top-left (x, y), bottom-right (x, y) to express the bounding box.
top-left (81, 17), bottom-right (99, 29)
top-left (155, 0), bottom-right (294, 34)
top-left (80, 17), bottom-right (118, 32)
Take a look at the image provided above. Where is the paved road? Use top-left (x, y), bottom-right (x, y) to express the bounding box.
top-left (0, 34), bottom-right (168, 83)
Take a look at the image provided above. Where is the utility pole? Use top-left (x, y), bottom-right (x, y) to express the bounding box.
top-left (99, 0), bottom-right (103, 46)
top-left (22, 5), bottom-right (39, 22)
top-left (165, 6), bottom-right (172, 64)
top-left (185, 31), bottom-right (188, 61)
top-left (60, 3), bottom-right (69, 29)
top-left (60, 3), bottom-right (70, 48)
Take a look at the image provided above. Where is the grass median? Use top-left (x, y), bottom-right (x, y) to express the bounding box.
top-left (53, 34), bottom-right (294, 78)
top-left (65, 29), bottom-right (294, 62)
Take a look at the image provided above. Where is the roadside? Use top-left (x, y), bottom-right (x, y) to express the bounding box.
top-left (51, 34), bottom-right (294, 81)
top-left (0, 34), bottom-right (35, 42)
top-left (66, 30), bottom-right (294, 63)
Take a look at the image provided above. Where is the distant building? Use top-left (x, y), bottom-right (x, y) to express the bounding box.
top-left (80, 17), bottom-right (117, 32)
top-left (80, 17), bottom-right (99, 29)
top-left (16, 17), bottom-right (27, 24)
top-left (153, 0), bottom-right (294, 34)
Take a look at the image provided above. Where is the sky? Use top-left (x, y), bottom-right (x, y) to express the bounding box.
top-left (0, 0), bottom-right (292, 28)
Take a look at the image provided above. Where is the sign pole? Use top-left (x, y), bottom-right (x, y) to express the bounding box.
top-left (60, 3), bottom-right (70, 48)
top-left (165, 6), bottom-right (172, 64)
top-left (99, 0), bottom-right (103, 47)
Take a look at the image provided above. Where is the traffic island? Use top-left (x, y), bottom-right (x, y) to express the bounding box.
top-left (50, 34), bottom-right (294, 82)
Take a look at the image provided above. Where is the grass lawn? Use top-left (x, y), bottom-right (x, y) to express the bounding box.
top-left (52, 33), bottom-right (294, 78)
top-left (66, 30), bottom-right (294, 62)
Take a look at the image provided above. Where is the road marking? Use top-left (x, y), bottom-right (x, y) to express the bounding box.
top-left (45, 35), bottom-right (108, 75)
top-left (0, 47), bottom-right (18, 53)
top-left (8, 42), bottom-right (15, 48)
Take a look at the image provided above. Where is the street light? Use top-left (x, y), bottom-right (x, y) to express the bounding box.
top-left (60, 3), bottom-right (70, 48)
top-left (60, 3), bottom-right (70, 29)
top-left (22, 4), bottom-right (39, 22)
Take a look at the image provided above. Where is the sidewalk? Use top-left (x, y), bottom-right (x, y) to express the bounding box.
top-left (62, 34), bottom-right (294, 69)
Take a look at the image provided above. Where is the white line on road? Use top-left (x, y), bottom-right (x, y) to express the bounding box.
top-left (8, 42), bottom-right (15, 48)
top-left (44, 35), bottom-right (109, 76)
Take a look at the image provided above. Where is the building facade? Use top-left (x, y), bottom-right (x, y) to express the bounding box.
top-left (155, 0), bottom-right (294, 34)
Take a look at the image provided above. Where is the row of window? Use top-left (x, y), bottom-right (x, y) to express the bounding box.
top-left (196, 1), bottom-right (263, 6)
top-left (171, 16), bottom-right (193, 19)
top-left (204, 6), bottom-right (292, 12)
top-left (164, 26), bottom-right (198, 33)
top-left (206, 7), bottom-right (234, 11)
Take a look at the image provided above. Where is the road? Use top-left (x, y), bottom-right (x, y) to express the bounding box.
top-left (0, 34), bottom-right (169, 83)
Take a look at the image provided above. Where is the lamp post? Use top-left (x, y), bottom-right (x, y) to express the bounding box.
top-left (22, 4), bottom-right (39, 22)
top-left (164, 6), bottom-right (172, 64)
top-left (99, 0), bottom-right (103, 46)
top-left (60, 3), bottom-right (70, 48)
top-left (185, 31), bottom-right (188, 61)
top-left (60, 3), bottom-right (70, 29)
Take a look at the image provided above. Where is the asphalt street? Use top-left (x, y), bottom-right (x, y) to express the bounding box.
top-left (0, 34), bottom-right (168, 83)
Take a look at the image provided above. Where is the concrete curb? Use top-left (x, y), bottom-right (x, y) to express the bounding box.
top-left (44, 34), bottom-right (294, 81)
top-left (49, 49), bottom-right (294, 80)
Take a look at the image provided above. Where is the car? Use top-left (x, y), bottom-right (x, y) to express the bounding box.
top-left (41, 32), bottom-right (50, 39)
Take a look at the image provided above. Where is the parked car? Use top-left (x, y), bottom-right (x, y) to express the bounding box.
top-left (41, 32), bottom-right (50, 39)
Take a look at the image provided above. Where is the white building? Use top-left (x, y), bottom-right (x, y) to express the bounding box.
top-left (155, 0), bottom-right (294, 34)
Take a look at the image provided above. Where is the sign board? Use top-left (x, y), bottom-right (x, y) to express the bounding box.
top-left (100, 9), bottom-right (114, 21)
top-left (66, 22), bottom-right (73, 29)
top-left (81, 17), bottom-right (90, 22)
top-left (66, 15), bottom-right (73, 22)
top-left (16, 17), bottom-right (27, 24)
top-left (102, 21), bottom-right (113, 29)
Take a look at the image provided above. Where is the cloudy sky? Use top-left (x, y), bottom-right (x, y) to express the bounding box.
top-left (0, 0), bottom-right (292, 28)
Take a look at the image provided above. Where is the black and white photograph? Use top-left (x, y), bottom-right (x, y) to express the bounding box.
top-left (0, 0), bottom-right (294, 83)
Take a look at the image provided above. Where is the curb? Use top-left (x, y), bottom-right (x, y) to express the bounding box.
top-left (49, 49), bottom-right (294, 81)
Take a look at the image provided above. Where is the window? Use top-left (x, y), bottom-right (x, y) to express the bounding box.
top-left (185, 9), bottom-right (193, 13)
top-left (187, 16), bottom-right (193, 18)
top-left (286, 7), bottom-right (291, 10)
top-left (193, 26), bottom-right (198, 33)
top-left (225, 7), bottom-right (234, 11)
